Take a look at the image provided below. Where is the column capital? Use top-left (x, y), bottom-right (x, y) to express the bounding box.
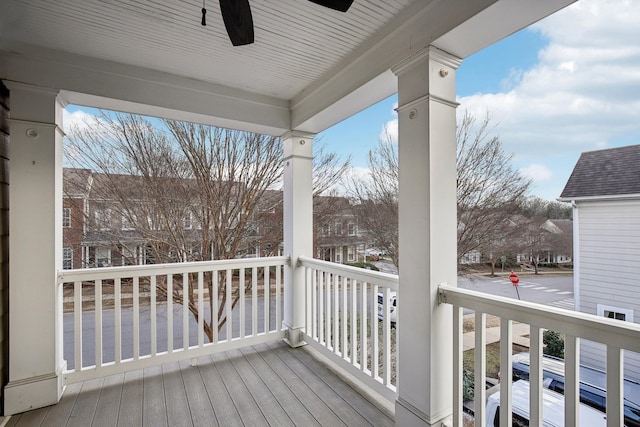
top-left (280, 130), bottom-right (316, 141)
top-left (282, 130), bottom-right (314, 160)
top-left (1, 80), bottom-right (66, 124)
top-left (391, 46), bottom-right (462, 77)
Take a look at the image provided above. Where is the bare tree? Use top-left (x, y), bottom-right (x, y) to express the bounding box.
top-left (347, 129), bottom-right (399, 267)
top-left (65, 112), bottom-right (283, 340)
top-left (349, 111), bottom-right (531, 268)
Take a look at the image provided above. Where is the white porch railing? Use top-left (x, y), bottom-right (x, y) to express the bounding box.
top-left (58, 256), bottom-right (287, 383)
top-left (440, 285), bottom-right (640, 427)
top-left (298, 256), bottom-right (398, 404)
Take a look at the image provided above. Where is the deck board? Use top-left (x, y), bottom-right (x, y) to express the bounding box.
top-left (196, 354), bottom-right (242, 426)
top-left (92, 373), bottom-right (124, 427)
top-left (5, 341), bottom-right (395, 427)
top-left (142, 365), bottom-right (167, 427)
top-left (178, 359), bottom-right (217, 427)
top-left (116, 370), bottom-right (144, 427)
top-left (66, 377), bottom-right (103, 427)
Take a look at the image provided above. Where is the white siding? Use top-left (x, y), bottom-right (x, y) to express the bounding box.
top-left (577, 199), bottom-right (640, 381)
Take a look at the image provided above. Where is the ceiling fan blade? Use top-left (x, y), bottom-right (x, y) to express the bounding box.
top-left (219, 0), bottom-right (254, 46)
top-left (307, 0), bottom-right (354, 12)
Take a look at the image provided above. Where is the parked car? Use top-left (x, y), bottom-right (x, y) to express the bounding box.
top-left (486, 380), bottom-right (607, 426)
top-left (377, 291), bottom-right (397, 325)
top-left (511, 352), bottom-right (640, 427)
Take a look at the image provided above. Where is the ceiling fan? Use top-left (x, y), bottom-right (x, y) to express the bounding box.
top-left (202, 0), bottom-right (354, 46)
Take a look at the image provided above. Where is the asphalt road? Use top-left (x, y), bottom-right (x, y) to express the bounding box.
top-left (458, 273), bottom-right (574, 308)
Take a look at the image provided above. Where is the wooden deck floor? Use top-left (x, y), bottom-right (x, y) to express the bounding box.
top-left (6, 340), bottom-right (394, 427)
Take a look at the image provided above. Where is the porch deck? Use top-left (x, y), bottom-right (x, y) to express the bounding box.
top-left (6, 341), bottom-right (393, 427)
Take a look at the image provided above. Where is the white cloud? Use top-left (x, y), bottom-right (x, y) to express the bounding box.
top-left (380, 119), bottom-right (398, 144)
top-left (457, 0), bottom-right (640, 199)
top-left (520, 163), bottom-right (553, 183)
top-left (63, 109), bottom-right (101, 134)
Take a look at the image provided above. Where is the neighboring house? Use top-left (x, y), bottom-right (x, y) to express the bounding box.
top-left (62, 168), bottom-right (92, 269)
top-left (314, 196), bottom-right (368, 264)
top-left (63, 170), bottom-right (364, 267)
top-left (559, 144), bottom-right (640, 382)
top-left (458, 215), bottom-right (573, 267)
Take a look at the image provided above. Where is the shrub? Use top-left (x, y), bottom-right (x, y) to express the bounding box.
top-left (543, 330), bottom-right (565, 358)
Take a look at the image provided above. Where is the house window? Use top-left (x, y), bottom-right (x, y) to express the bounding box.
top-left (122, 213), bottom-right (135, 231)
top-left (347, 246), bottom-right (355, 262)
top-left (348, 223), bottom-right (356, 236)
top-left (63, 208), bottom-right (71, 228)
top-left (95, 208), bottom-right (111, 231)
top-left (63, 247), bottom-right (73, 269)
top-left (323, 223), bottom-right (331, 236)
top-left (336, 222), bottom-right (343, 235)
top-left (183, 212), bottom-right (192, 230)
top-left (95, 247), bottom-right (110, 267)
top-left (597, 304), bottom-right (633, 322)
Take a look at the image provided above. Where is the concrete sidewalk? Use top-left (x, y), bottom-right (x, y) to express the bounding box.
top-left (462, 315), bottom-right (530, 351)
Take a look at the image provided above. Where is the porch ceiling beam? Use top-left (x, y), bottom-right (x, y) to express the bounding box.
top-left (0, 46), bottom-right (291, 136)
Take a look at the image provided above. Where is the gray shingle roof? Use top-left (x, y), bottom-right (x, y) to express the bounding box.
top-left (559, 145), bottom-right (640, 200)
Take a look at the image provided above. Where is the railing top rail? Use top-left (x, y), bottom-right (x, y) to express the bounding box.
top-left (58, 256), bottom-right (289, 283)
top-left (299, 256), bottom-right (399, 290)
top-left (439, 284), bottom-right (640, 353)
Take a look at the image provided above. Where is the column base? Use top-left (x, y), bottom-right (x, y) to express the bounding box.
top-left (283, 325), bottom-right (306, 348)
top-left (4, 368), bottom-right (65, 415)
top-left (395, 397), bottom-right (452, 427)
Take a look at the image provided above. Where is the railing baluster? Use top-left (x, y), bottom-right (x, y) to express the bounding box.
top-left (225, 268), bottom-right (232, 340)
top-left (351, 279), bottom-right (357, 365)
top-left (197, 271), bottom-right (204, 347)
top-left (606, 345), bottom-right (623, 427)
top-left (73, 280), bottom-right (82, 371)
top-left (341, 275), bottom-right (348, 360)
top-left (264, 266), bottom-right (270, 334)
top-left (474, 311), bottom-right (486, 426)
top-left (212, 270), bottom-right (218, 344)
top-left (115, 278), bottom-right (122, 364)
top-left (325, 271), bottom-right (331, 350)
top-left (452, 304), bottom-right (463, 427)
top-left (499, 318), bottom-right (512, 427)
top-left (371, 284), bottom-right (379, 380)
top-left (565, 334), bottom-right (580, 427)
top-left (240, 267), bottom-right (245, 339)
top-left (382, 287), bottom-right (391, 386)
top-left (360, 281), bottom-right (367, 373)
top-left (150, 275), bottom-right (157, 356)
top-left (95, 279), bottom-right (103, 368)
top-left (529, 326), bottom-right (543, 427)
top-left (133, 276), bottom-right (140, 360)
top-left (275, 264), bottom-right (281, 331)
top-left (252, 267), bottom-right (258, 337)
top-left (311, 269), bottom-right (317, 339)
top-left (183, 272), bottom-right (188, 350)
top-left (317, 270), bottom-right (323, 344)
top-left (167, 274), bottom-right (173, 353)
top-left (333, 273), bottom-right (339, 356)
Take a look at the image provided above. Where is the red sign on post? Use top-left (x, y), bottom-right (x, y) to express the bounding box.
top-left (509, 271), bottom-right (520, 286)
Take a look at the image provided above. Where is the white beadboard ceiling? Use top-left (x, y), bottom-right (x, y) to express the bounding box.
top-left (2, 0), bottom-right (410, 99)
top-left (0, 0), bottom-right (576, 134)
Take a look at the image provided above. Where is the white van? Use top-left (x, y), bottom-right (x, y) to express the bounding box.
top-left (486, 380), bottom-right (607, 426)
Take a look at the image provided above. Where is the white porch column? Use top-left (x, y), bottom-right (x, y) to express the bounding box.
top-left (282, 131), bottom-right (314, 347)
top-left (392, 47), bottom-right (461, 427)
top-left (3, 82), bottom-right (65, 414)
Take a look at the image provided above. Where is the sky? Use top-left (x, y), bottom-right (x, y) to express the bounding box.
top-left (66, 0), bottom-right (640, 202)
top-left (317, 0), bottom-right (640, 201)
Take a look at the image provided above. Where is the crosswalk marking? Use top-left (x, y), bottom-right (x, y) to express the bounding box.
top-left (549, 298), bottom-right (575, 311)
